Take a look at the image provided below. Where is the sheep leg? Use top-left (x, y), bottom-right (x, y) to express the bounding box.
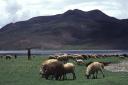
top-left (55, 73), bottom-right (63, 80)
top-left (50, 75), bottom-right (54, 80)
top-left (72, 72), bottom-right (76, 80)
top-left (61, 74), bottom-right (65, 80)
top-left (55, 75), bottom-right (58, 80)
top-left (92, 73), bottom-right (95, 79)
top-left (63, 74), bottom-right (67, 80)
top-left (45, 74), bottom-right (49, 80)
top-left (86, 75), bottom-right (90, 79)
top-left (58, 74), bottom-right (64, 80)
top-left (55, 74), bottom-right (59, 80)
top-left (100, 69), bottom-right (105, 78)
top-left (41, 73), bottom-right (45, 78)
top-left (95, 71), bottom-right (98, 79)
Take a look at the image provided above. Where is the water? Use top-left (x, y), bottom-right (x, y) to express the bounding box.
top-left (0, 50), bottom-right (128, 55)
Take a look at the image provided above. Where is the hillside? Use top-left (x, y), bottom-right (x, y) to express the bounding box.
top-left (0, 9), bottom-right (128, 50)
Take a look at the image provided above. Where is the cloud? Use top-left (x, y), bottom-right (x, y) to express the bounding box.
top-left (0, 0), bottom-right (22, 28)
top-left (0, 0), bottom-right (128, 28)
top-left (5, 0), bottom-right (21, 14)
top-left (4, 0), bottom-right (21, 23)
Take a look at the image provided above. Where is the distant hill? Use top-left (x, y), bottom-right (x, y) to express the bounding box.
top-left (0, 9), bottom-right (128, 50)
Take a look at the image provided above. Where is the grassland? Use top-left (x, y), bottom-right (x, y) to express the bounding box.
top-left (0, 56), bottom-right (128, 85)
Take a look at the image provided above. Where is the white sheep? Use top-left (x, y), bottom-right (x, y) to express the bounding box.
top-left (86, 62), bottom-right (105, 79)
top-left (63, 63), bottom-right (76, 80)
top-left (75, 59), bottom-right (85, 65)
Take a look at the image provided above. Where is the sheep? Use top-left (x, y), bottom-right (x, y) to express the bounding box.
top-left (90, 55), bottom-right (97, 59)
top-left (40, 59), bottom-right (64, 80)
top-left (5, 55), bottom-right (12, 60)
top-left (48, 55), bottom-right (57, 59)
top-left (40, 58), bottom-right (78, 80)
top-left (42, 59), bottom-right (58, 65)
top-left (73, 54), bottom-right (84, 60)
top-left (40, 59), bottom-right (58, 78)
top-left (81, 54), bottom-right (89, 60)
top-left (67, 55), bottom-right (74, 60)
top-left (44, 61), bottom-right (63, 80)
top-left (75, 59), bottom-right (85, 65)
top-left (85, 62), bottom-right (105, 79)
top-left (63, 63), bottom-right (76, 80)
top-left (57, 55), bottom-right (69, 64)
top-left (40, 59), bottom-right (56, 76)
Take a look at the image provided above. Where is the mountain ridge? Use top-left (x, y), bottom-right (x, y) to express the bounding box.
top-left (0, 9), bottom-right (128, 50)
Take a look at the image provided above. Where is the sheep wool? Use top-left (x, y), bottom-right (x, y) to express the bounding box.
top-left (86, 62), bottom-right (104, 79)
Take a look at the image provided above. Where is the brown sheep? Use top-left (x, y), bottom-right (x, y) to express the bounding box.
top-left (81, 55), bottom-right (89, 60)
top-left (40, 59), bottom-right (58, 77)
top-left (40, 59), bottom-right (64, 80)
top-left (40, 59), bottom-right (58, 78)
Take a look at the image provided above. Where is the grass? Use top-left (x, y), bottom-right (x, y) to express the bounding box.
top-left (85, 56), bottom-right (121, 63)
top-left (0, 56), bottom-right (128, 85)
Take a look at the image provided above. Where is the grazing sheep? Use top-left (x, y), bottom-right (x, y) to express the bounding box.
top-left (5, 55), bottom-right (12, 60)
top-left (63, 63), bottom-right (76, 80)
top-left (75, 59), bottom-right (85, 65)
top-left (81, 55), bottom-right (89, 60)
top-left (86, 62), bottom-right (105, 79)
top-left (48, 55), bottom-right (57, 59)
top-left (57, 56), bottom-right (68, 64)
top-left (73, 54), bottom-right (84, 60)
top-left (90, 55), bottom-right (97, 59)
top-left (67, 55), bottom-right (74, 60)
top-left (40, 59), bottom-right (58, 78)
top-left (42, 59), bottom-right (58, 65)
top-left (40, 59), bottom-right (64, 80)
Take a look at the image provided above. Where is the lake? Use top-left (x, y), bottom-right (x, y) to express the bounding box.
top-left (0, 50), bottom-right (128, 55)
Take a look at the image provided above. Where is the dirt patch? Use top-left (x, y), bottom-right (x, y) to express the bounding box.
top-left (105, 61), bottom-right (128, 72)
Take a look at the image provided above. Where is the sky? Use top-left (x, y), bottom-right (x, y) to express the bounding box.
top-left (0, 0), bottom-right (128, 28)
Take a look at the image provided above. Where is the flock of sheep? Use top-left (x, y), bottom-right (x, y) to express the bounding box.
top-left (39, 53), bottom-right (107, 80)
top-left (0, 52), bottom-right (127, 80)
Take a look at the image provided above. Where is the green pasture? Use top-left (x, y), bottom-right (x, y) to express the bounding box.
top-left (0, 56), bottom-right (128, 85)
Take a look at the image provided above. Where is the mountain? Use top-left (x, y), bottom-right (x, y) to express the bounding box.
top-left (0, 9), bottom-right (128, 50)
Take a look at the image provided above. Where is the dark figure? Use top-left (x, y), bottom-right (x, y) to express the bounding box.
top-left (14, 54), bottom-right (17, 59)
top-left (27, 48), bottom-right (31, 60)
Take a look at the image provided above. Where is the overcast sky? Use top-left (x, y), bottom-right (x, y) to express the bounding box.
top-left (0, 0), bottom-right (128, 28)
